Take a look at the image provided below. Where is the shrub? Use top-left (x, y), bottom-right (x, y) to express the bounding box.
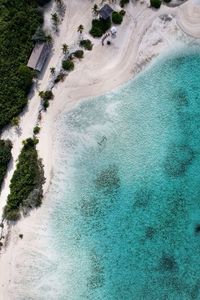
top-left (3, 138), bottom-right (45, 221)
top-left (150, 0), bottom-right (161, 8)
top-left (73, 50), bottom-right (84, 59)
top-left (54, 73), bottom-right (66, 84)
top-left (33, 126), bottom-right (40, 135)
top-left (39, 90), bottom-right (54, 101)
top-left (90, 26), bottom-right (102, 38)
top-left (163, 0), bottom-right (171, 3)
top-left (62, 59), bottom-right (74, 71)
top-left (90, 18), bottom-right (111, 38)
top-left (80, 39), bottom-right (93, 51)
top-left (112, 12), bottom-right (123, 24)
top-left (43, 99), bottom-right (49, 110)
top-left (120, 10), bottom-right (126, 16)
top-left (0, 140), bottom-right (12, 189)
top-left (120, 0), bottom-right (129, 7)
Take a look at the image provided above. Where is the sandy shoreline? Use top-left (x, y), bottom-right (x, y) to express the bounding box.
top-left (0, 0), bottom-right (200, 298)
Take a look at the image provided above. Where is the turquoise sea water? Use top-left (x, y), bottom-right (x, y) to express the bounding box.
top-left (21, 48), bottom-right (200, 299)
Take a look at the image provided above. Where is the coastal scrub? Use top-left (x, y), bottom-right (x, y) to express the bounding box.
top-left (62, 59), bottom-right (75, 71)
top-left (3, 138), bottom-right (45, 221)
top-left (80, 39), bottom-right (93, 51)
top-left (90, 18), bottom-right (111, 38)
top-left (73, 50), bottom-right (84, 59)
top-left (112, 11), bottom-right (123, 24)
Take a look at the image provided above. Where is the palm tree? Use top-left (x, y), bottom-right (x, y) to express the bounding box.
top-left (55, 0), bottom-right (65, 12)
top-left (50, 67), bottom-right (55, 76)
top-left (46, 34), bottom-right (53, 45)
top-left (51, 13), bottom-right (59, 30)
top-left (92, 4), bottom-right (99, 16)
top-left (55, 0), bottom-right (62, 5)
top-left (62, 43), bottom-right (69, 54)
top-left (77, 24), bottom-right (84, 35)
top-left (11, 116), bottom-right (20, 128)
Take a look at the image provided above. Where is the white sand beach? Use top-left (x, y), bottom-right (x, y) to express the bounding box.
top-left (0, 0), bottom-right (200, 298)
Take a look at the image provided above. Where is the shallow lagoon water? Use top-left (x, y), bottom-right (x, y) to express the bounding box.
top-left (20, 48), bottom-right (200, 299)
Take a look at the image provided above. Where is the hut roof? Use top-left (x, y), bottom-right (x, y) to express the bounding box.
top-left (99, 4), bottom-right (113, 20)
top-left (27, 42), bottom-right (50, 72)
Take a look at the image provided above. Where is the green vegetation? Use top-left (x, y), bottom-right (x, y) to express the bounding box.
top-left (80, 39), bottom-right (93, 51)
top-left (92, 4), bottom-right (99, 16)
top-left (150, 0), bottom-right (161, 8)
top-left (90, 18), bottom-right (111, 38)
top-left (43, 100), bottom-right (49, 110)
top-left (0, 0), bottom-right (43, 130)
top-left (32, 27), bottom-right (46, 43)
top-left (39, 90), bottom-right (54, 111)
top-left (36, 0), bottom-right (51, 6)
top-left (120, 0), bottom-right (130, 7)
top-left (11, 116), bottom-right (20, 128)
top-left (62, 43), bottom-right (69, 54)
top-left (33, 126), bottom-right (40, 135)
top-left (62, 59), bottom-right (75, 71)
top-left (50, 67), bottom-right (56, 76)
top-left (39, 90), bottom-right (54, 101)
top-left (73, 50), bottom-right (84, 59)
top-left (51, 12), bottom-right (60, 30)
top-left (54, 72), bottom-right (66, 84)
top-left (112, 11), bottom-right (123, 24)
top-left (0, 140), bottom-right (12, 189)
top-left (3, 138), bottom-right (45, 221)
top-left (77, 24), bottom-right (84, 34)
top-left (120, 9), bottom-right (126, 16)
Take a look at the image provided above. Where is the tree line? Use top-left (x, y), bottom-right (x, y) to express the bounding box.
top-left (3, 138), bottom-right (45, 221)
top-left (0, 0), bottom-right (43, 130)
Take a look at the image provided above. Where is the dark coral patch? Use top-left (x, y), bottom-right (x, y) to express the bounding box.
top-left (133, 188), bottom-right (152, 209)
top-left (87, 252), bottom-right (105, 290)
top-left (164, 144), bottom-right (194, 177)
top-left (79, 197), bottom-right (102, 218)
top-left (145, 226), bottom-right (156, 239)
top-left (173, 88), bottom-right (189, 107)
top-left (94, 165), bottom-right (120, 194)
top-left (159, 254), bottom-right (178, 272)
top-left (195, 224), bottom-right (200, 234)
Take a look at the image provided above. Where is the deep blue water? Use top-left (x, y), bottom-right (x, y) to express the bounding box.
top-left (21, 48), bottom-right (200, 299)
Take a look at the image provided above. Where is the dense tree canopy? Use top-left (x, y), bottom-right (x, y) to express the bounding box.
top-left (36, 0), bottom-right (51, 6)
top-left (0, 140), bottom-right (12, 190)
top-left (0, 0), bottom-right (43, 130)
top-left (3, 138), bottom-right (45, 221)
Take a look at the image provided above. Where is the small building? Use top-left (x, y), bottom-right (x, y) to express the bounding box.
top-left (27, 42), bottom-right (50, 72)
top-left (99, 4), bottom-right (113, 20)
